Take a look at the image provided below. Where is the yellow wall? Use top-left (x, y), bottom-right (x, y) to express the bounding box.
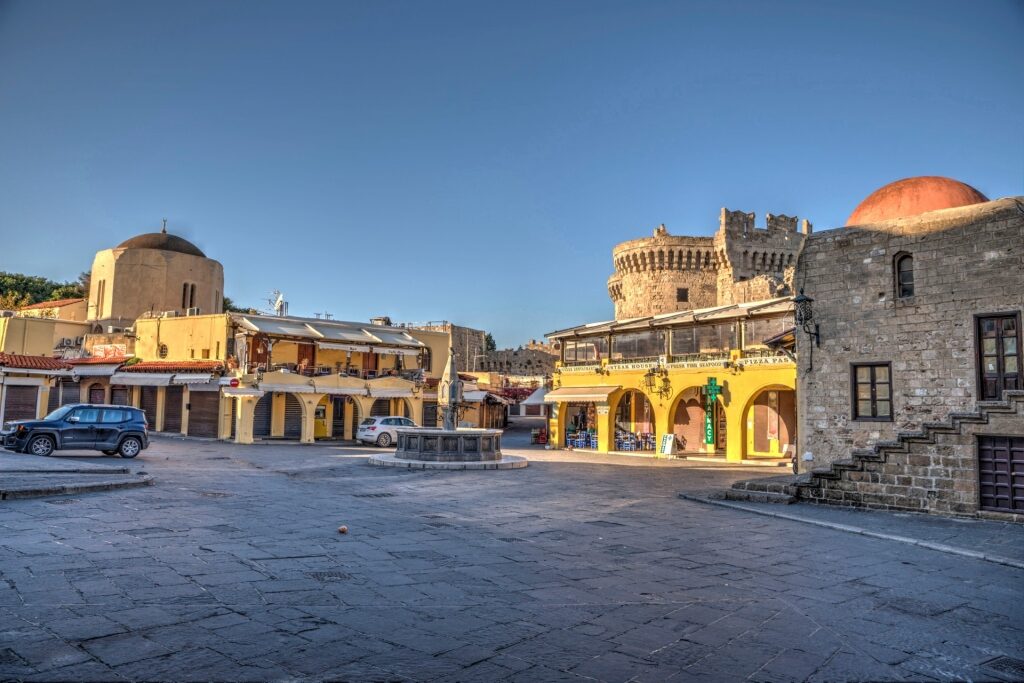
top-left (406, 329), bottom-right (450, 376)
top-left (549, 355), bottom-right (796, 462)
top-left (19, 300), bottom-right (88, 321)
top-left (134, 314), bottom-right (231, 361)
top-left (0, 317), bottom-right (91, 355)
top-left (88, 247), bottom-right (224, 322)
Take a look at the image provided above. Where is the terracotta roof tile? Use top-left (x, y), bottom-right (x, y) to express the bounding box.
top-left (19, 297), bottom-right (86, 310)
top-left (66, 356), bottom-right (129, 365)
top-left (0, 353), bottom-right (71, 371)
top-left (122, 360), bottom-right (224, 373)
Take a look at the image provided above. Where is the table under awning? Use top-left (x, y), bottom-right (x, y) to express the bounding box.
top-left (109, 372), bottom-right (173, 386)
top-left (543, 386), bottom-right (620, 403)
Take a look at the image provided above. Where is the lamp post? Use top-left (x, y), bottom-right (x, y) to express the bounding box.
top-left (793, 289), bottom-right (821, 370)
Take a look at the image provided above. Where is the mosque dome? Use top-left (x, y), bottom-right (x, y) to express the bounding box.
top-left (116, 230), bottom-right (206, 257)
top-left (846, 176), bottom-right (988, 226)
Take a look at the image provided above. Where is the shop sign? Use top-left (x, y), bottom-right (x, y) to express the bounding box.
top-left (606, 361), bottom-right (659, 371)
top-left (704, 377), bottom-right (721, 445)
top-left (666, 359), bottom-right (731, 370)
top-left (559, 364), bottom-right (601, 374)
top-left (737, 355), bottom-right (793, 367)
top-left (93, 343), bottom-right (127, 359)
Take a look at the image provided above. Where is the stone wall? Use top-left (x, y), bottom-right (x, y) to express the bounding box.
top-left (481, 347), bottom-right (557, 376)
top-left (796, 197), bottom-right (1024, 471)
top-left (714, 209), bottom-right (809, 306)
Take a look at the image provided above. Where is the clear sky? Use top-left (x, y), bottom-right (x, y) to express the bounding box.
top-left (1, 0), bottom-right (1022, 346)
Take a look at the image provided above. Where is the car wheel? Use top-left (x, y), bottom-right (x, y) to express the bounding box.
top-left (118, 437), bottom-right (142, 459)
top-left (28, 435), bottom-right (55, 457)
top-left (376, 432), bottom-right (392, 448)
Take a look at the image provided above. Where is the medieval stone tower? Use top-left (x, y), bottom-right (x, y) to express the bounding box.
top-left (607, 210), bottom-right (811, 319)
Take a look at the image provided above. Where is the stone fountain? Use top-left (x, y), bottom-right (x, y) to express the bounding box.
top-left (367, 347), bottom-right (527, 470)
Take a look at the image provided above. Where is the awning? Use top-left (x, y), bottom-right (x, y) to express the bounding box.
top-left (110, 372), bottom-right (173, 386)
top-left (222, 387), bottom-right (264, 397)
top-left (521, 387), bottom-right (549, 405)
top-left (543, 386), bottom-right (620, 403)
top-left (307, 323), bottom-right (379, 344)
top-left (318, 342), bottom-right (372, 353)
top-left (172, 373), bottom-right (215, 385)
top-left (72, 365), bottom-right (120, 377)
top-left (464, 390), bottom-right (512, 405)
top-left (372, 347), bottom-right (420, 356)
top-left (367, 387), bottom-right (414, 398)
top-left (258, 383), bottom-right (316, 394)
top-left (237, 316), bottom-right (321, 339)
top-left (368, 329), bottom-right (425, 348)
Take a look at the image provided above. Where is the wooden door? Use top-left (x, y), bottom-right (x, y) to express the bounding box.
top-left (977, 314), bottom-right (1021, 400)
top-left (187, 391), bottom-right (220, 438)
top-left (4, 385), bottom-right (38, 421)
top-left (297, 343), bottom-right (315, 371)
top-left (978, 435), bottom-right (1024, 512)
top-left (163, 386), bottom-right (183, 432)
top-left (88, 383), bottom-right (105, 404)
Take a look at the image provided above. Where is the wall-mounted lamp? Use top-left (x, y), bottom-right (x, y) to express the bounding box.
top-left (793, 289), bottom-right (821, 370)
top-left (642, 367), bottom-right (671, 398)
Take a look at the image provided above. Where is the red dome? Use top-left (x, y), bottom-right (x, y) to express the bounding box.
top-left (847, 176), bottom-right (988, 226)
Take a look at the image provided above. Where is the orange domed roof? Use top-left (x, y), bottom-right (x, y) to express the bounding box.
top-left (847, 176), bottom-right (988, 226)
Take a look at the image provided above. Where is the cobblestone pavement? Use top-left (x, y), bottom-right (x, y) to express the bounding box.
top-left (1, 422), bottom-right (1022, 682)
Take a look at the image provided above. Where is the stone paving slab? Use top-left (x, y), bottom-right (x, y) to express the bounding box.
top-left (0, 451), bottom-right (130, 474)
top-left (0, 452), bottom-right (152, 500)
top-left (681, 492), bottom-right (1024, 569)
top-left (2, 421), bottom-right (1023, 682)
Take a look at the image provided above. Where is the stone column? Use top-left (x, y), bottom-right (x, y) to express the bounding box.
top-left (298, 393), bottom-right (325, 444)
top-left (271, 392), bottom-right (286, 438)
top-left (234, 395), bottom-right (258, 444)
top-left (155, 387), bottom-right (166, 432)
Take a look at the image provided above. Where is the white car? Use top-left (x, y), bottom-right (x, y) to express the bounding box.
top-left (356, 416), bottom-right (418, 447)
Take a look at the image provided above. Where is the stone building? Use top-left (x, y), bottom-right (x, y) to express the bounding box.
top-left (481, 340), bottom-right (558, 377)
top-left (87, 225), bottom-right (225, 327)
top-left (792, 176), bottom-right (1024, 519)
top-left (607, 212), bottom-right (811, 319)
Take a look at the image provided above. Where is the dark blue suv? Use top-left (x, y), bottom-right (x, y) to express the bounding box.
top-left (2, 404), bottom-right (150, 458)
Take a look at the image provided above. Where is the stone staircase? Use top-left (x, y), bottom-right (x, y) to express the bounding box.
top-left (792, 390), bottom-right (1024, 516)
top-left (725, 474), bottom-right (805, 504)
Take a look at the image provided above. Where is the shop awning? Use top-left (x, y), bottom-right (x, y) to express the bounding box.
top-left (317, 342), bottom-right (372, 353)
top-left (367, 387), bottom-right (414, 398)
top-left (368, 329), bottom-right (425, 348)
top-left (71, 364), bottom-right (121, 377)
top-left (237, 316), bottom-right (320, 339)
top-left (172, 373), bottom-right (215, 384)
top-left (372, 347), bottom-right (420, 356)
top-left (311, 379), bottom-right (367, 396)
top-left (464, 390), bottom-right (512, 405)
top-left (110, 372), bottom-right (173, 386)
top-left (543, 386), bottom-right (620, 403)
top-left (222, 387), bottom-right (264, 397)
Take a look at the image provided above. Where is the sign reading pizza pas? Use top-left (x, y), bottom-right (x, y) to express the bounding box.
top-left (704, 377), bottom-right (720, 445)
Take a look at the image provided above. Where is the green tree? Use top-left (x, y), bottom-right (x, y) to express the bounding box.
top-left (222, 296), bottom-right (259, 314)
top-left (484, 333), bottom-right (497, 352)
top-left (0, 271), bottom-right (85, 306)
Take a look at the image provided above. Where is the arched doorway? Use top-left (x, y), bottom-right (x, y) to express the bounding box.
top-left (671, 388), bottom-right (705, 453)
top-left (370, 399), bottom-right (390, 417)
top-left (283, 394), bottom-right (302, 439)
top-left (88, 383), bottom-right (105, 404)
top-left (564, 402), bottom-right (597, 449)
top-left (614, 390), bottom-right (656, 452)
top-left (745, 387), bottom-right (796, 458)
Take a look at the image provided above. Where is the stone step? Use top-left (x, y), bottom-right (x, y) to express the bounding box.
top-left (897, 431), bottom-right (932, 442)
top-left (722, 489), bottom-right (796, 504)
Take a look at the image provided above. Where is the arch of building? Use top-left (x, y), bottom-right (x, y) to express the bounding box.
top-left (739, 383), bottom-right (797, 459)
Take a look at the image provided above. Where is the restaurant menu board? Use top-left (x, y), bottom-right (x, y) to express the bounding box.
top-left (659, 433), bottom-right (676, 456)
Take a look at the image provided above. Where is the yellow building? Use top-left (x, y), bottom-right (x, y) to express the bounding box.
top-left (545, 298), bottom-right (797, 463)
top-left (17, 297), bottom-right (88, 321)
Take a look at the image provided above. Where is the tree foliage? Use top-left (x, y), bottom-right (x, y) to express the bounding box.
top-left (484, 332), bottom-right (497, 352)
top-left (0, 271), bottom-right (86, 308)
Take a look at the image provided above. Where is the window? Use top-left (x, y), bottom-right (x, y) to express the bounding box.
top-left (201, 348), bottom-right (210, 359)
top-left (564, 337), bottom-right (608, 364)
top-left (671, 323), bottom-right (735, 357)
top-left (189, 283), bottom-right (197, 309)
top-left (611, 330), bottom-right (666, 361)
top-left (743, 316), bottom-right (791, 349)
top-left (182, 283), bottom-right (190, 309)
top-left (895, 253), bottom-right (914, 298)
top-left (100, 409), bottom-right (127, 423)
top-left (71, 408), bottom-right (100, 423)
top-left (676, 288), bottom-right (689, 303)
top-left (851, 363), bottom-right (893, 421)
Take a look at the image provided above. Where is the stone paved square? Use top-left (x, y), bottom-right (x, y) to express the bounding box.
top-left (2, 425), bottom-right (1023, 681)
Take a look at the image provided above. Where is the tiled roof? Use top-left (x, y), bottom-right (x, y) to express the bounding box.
top-left (0, 353), bottom-right (71, 371)
top-left (19, 297), bottom-right (86, 310)
top-left (122, 360), bottom-right (224, 373)
top-left (66, 356), bottom-right (129, 365)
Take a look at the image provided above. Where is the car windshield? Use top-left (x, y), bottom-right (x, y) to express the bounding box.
top-left (43, 405), bottom-right (74, 421)
top-left (360, 418), bottom-right (377, 426)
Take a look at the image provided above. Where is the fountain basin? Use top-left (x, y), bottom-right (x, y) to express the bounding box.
top-left (367, 427), bottom-right (527, 470)
top-left (394, 428), bottom-right (503, 462)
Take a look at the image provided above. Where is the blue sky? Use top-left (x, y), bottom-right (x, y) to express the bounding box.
top-left (1, 0), bottom-right (1022, 346)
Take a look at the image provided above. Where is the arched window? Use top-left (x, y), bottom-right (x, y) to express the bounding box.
top-left (895, 253), bottom-right (914, 298)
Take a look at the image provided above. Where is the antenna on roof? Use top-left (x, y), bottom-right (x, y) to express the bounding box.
top-left (267, 290), bottom-right (288, 317)
top-left (161, 218), bottom-right (167, 234)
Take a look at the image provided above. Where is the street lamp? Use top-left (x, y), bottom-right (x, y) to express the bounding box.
top-left (793, 289), bottom-right (821, 370)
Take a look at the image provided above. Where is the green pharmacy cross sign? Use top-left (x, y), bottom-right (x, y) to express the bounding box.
top-left (704, 377), bottom-right (721, 445)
